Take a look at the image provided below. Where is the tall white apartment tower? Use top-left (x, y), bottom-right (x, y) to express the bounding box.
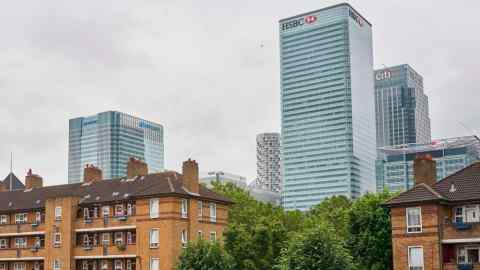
top-left (256, 133), bottom-right (282, 193)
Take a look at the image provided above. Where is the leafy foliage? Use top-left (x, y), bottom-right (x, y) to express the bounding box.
top-left (176, 240), bottom-right (234, 270)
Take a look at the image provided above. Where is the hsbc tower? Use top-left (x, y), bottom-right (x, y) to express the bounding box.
top-left (280, 3), bottom-right (376, 210)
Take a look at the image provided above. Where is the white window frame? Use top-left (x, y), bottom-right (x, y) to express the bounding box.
top-left (15, 237), bottom-right (26, 248)
top-left (83, 234), bottom-right (91, 247)
top-left (114, 260), bottom-right (123, 270)
top-left (210, 203), bottom-right (217, 223)
top-left (457, 246), bottom-right (480, 264)
top-left (102, 233), bottom-right (110, 246)
top-left (13, 263), bottom-right (26, 270)
top-left (127, 231), bottom-right (134, 245)
top-left (53, 259), bottom-right (60, 270)
top-left (198, 201), bottom-right (203, 218)
top-left (181, 230), bottom-right (188, 248)
top-left (35, 211), bottom-right (42, 224)
top-left (0, 263), bottom-right (6, 270)
top-left (0, 239), bottom-right (7, 249)
top-left (465, 205), bottom-right (480, 223)
top-left (82, 261), bottom-right (88, 270)
top-left (408, 246), bottom-right (424, 270)
top-left (150, 258), bottom-right (160, 270)
top-left (101, 260), bottom-right (108, 270)
top-left (115, 205), bottom-right (124, 217)
top-left (127, 203), bottom-right (133, 216)
top-left (15, 213), bottom-right (27, 224)
top-left (210, 231), bottom-right (217, 242)
top-left (150, 229), bottom-right (159, 248)
top-left (197, 230), bottom-right (203, 240)
top-left (150, 198), bottom-right (159, 219)
top-left (454, 206), bottom-right (464, 223)
top-left (114, 232), bottom-right (124, 245)
top-left (406, 207), bottom-right (422, 233)
top-left (33, 262), bottom-right (40, 270)
top-left (84, 208), bottom-right (90, 220)
top-left (55, 207), bottom-right (62, 221)
top-left (0, 215), bottom-right (7, 225)
top-left (102, 206), bottom-right (110, 217)
top-left (53, 232), bottom-right (61, 246)
top-left (126, 260), bottom-right (133, 270)
top-left (181, 199), bottom-right (188, 218)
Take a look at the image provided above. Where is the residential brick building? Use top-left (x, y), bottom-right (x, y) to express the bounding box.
top-left (0, 158), bottom-right (231, 270)
top-left (385, 155), bottom-right (480, 270)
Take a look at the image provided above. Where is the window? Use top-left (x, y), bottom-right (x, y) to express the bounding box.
top-left (15, 237), bottom-right (26, 248)
top-left (115, 205), bottom-right (124, 217)
top-left (54, 232), bottom-right (61, 246)
top-left (197, 231), bottom-right (203, 240)
top-left (35, 211), bottom-right (42, 224)
top-left (408, 246), bottom-right (424, 270)
top-left (127, 231), bottom-right (136, 245)
top-left (102, 206), bottom-right (110, 217)
top-left (181, 230), bottom-right (188, 248)
top-left (150, 229), bottom-right (159, 248)
top-left (150, 198), bottom-right (159, 218)
top-left (181, 199), bottom-right (188, 218)
top-left (114, 260), bottom-right (123, 270)
top-left (84, 208), bottom-right (90, 220)
top-left (102, 233), bottom-right (110, 246)
top-left (150, 258), bottom-right (159, 270)
top-left (101, 261), bottom-right (108, 270)
top-left (198, 201), bottom-right (203, 218)
top-left (465, 205), bottom-right (480, 223)
top-left (13, 263), bottom-right (26, 270)
top-left (457, 247), bottom-right (480, 264)
top-left (33, 236), bottom-right (42, 248)
top-left (15, 213), bottom-right (27, 224)
top-left (55, 207), bottom-right (62, 221)
top-left (0, 239), bottom-right (7, 249)
top-left (210, 231), bottom-right (217, 242)
top-left (82, 261), bottom-right (88, 270)
top-left (0, 215), bottom-right (7, 225)
top-left (455, 207), bottom-right (464, 223)
top-left (0, 263), bottom-right (6, 270)
top-left (210, 203), bottom-right (217, 223)
top-left (127, 203), bottom-right (134, 216)
top-left (114, 232), bottom-right (124, 245)
top-left (33, 262), bottom-right (40, 270)
top-left (53, 260), bottom-right (60, 270)
top-left (83, 234), bottom-right (91, 247)
top-left (406, 207), bottom-right (422, 233)
top-left (126, 260), bottom-right (134, 270)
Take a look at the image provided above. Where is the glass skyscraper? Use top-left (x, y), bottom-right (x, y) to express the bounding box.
top-left (375, 64), bottom-right (431, 148)
top-left (280, 3), bottom-right (376, 211)
top-left (377, 136), bottom-right (480, 192)
top-left (68, 111), bottom-right (164, 183)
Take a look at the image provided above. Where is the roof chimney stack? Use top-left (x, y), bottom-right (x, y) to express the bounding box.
top-left (84, 164), bottom-right (103, 183)
top-left (127, 157), bottom-right (148, 178)
top-left (414, 154), bottom-right (437, 187)
top-left (182, 159), bottom-right (199, 194)
top-left (25, 169), bottom-right (43, 189)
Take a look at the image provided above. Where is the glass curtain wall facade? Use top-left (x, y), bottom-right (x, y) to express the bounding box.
top-left (377, 136), bottom-right (480, 192)
top-left (280, 4), bottom-right (376, 211)
top-left (375, 64), bottom-right (431, 148)
top-left (68, 111), bottom-right (164, 183)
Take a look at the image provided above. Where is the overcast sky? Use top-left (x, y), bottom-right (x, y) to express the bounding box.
top-left (1, 0), bottom-right (479, 186)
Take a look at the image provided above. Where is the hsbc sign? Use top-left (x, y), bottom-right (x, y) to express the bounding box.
top-left (281, 15), bottom-right (317, 31)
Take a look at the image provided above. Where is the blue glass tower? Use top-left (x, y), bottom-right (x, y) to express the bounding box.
top-left (68, 111), bottom-right (164, 183)
top-left (280, 4), bottom-right (376, 210)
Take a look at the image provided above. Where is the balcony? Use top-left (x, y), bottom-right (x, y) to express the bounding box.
top-left (0, 247), bottom-right (46, 259)
top-left (73, 244), bottom-right (137, 258)
top-left (75, 216), bottom-right (137, 231)
top-left (0, 223), bottom-right (45, 236)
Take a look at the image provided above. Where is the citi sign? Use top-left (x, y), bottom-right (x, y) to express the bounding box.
top-left (375, 70), bottom-right (392, 81)
top-left (281, 15), bottom-right (317, 31)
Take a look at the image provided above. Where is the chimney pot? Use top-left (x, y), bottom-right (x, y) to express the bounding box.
top-left (25, 170), bottom-right (43, 189)
top-left (126, 157), bottom-right (148, 178)
top-left (182, 159), bottom-right (199, 193)
top-left (84, 165), bottom-right (103, 183)
top-left (414, 154), bottom-right (437, 187)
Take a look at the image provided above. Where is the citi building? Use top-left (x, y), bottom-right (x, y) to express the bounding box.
top-left (280, 4), bottom-right (376, 210)
top-left (68, 111), bottom-right (164, 183)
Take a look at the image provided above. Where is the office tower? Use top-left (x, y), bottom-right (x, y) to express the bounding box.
top-left (280, 3), bottom-right (376, 210)
top-left (68, 111), bottom-right (164, 183)
top-left (375, 64), bottom-right (431, 147)
top-left (199, 171), bottom-right (247, 189)
top-left (256, 133), bottom-right (282, 193)
top-left (377, 136), bottom-right (480, 192)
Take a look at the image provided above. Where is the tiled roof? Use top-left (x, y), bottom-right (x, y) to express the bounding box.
top-left (1, 173), bottom-right (25, 191)
top-left (385, 162), bottom-right (480, 207)
top-left (0, 172), bottom-right (231, 213)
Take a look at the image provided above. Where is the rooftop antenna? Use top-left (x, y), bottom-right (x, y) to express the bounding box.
top-left (9, 152), bottom-right (13, 191)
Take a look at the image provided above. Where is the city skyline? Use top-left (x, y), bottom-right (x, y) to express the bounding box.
top-left (1, 0), bottom-right (480, 187)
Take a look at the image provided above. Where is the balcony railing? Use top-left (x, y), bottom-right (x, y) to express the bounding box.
top-left (74, 244), bottom-right (137, 257)
top-left (75, 216), bottom-right (137, 230)
top-left (0, 223), bottom-right (46, 235)
top-left (0, 247), bottom-right (46, 258)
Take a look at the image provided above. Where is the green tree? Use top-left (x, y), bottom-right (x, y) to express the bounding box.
top-left (176, 240), bottom-right (234, 270)
top-left (347, 191), bottom-right (393, 270)
top-left (278, 223), bottom-right (356, 270)
top-left (307, 196), bottom-right (352, 240)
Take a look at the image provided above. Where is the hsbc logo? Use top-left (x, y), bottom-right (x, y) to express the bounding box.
top-left (281, 15), bottom-right (318, 31)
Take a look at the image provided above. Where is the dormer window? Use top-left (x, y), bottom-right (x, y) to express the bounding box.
top-left (406, 207), bottom-right (422, 233)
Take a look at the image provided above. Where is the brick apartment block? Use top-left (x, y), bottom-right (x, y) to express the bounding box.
top-left (385, 155), bottom-right (480, 270)
top-left (0, 158), bottom-right (231, 270)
